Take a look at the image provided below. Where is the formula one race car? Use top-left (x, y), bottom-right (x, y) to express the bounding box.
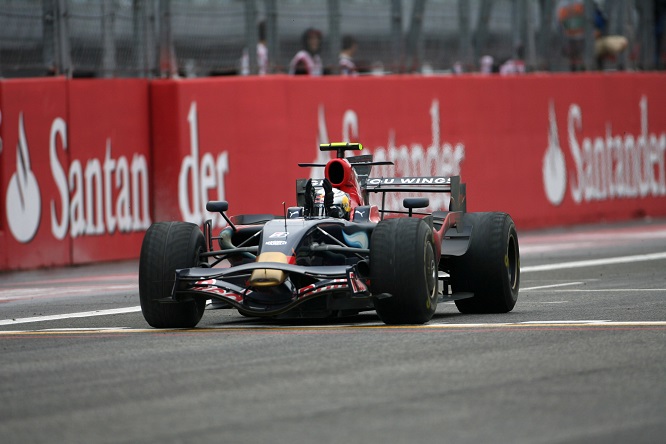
top-left (139, 143), bottom-right (519, 327)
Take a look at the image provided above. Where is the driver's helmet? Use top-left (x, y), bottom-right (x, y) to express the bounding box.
top-left (330, 188), bottom-right (351, 220)
top-left (313, 187), bottom-right (327, 216)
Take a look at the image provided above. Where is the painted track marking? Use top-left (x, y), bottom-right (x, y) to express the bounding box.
top-left (521, 252), bottom-right (666, 273)
top-left (543, 288), bottom-right (666, 292)
top-left (2, 321), bottom-right (666, 336)
top-left (522, 282), bottom-right (583, 291)
top-left (0, 306), bottom-right (142, 326)
top-left (1, 252), bottom-right (664, 326)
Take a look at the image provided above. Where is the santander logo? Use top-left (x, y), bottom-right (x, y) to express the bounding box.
top-left (542, 102), bottom-right (567, 206)
top-left (543, 96), bottom-right (666, 206)
top-left (178, 102), bottom-right (229, 227)
top-left (2, 112), bottom-right (151, 244)
top-left (5, 113), bottom-right (42, 243)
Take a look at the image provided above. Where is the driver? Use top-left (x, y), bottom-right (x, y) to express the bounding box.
top-left (304, 178), bottom-right (351, 219)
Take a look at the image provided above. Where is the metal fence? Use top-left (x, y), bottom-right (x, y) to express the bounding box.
top-left (0, 0), bottom-right (664, 78)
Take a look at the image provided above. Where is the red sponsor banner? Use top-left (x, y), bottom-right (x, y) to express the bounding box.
top-left (0, 78), bottom-right (70, 269)
top-left (2, 73), bottom-right (665, 271)
top-left (0, 78), bottom-right (150, 270)
top-left (0, 83), bottom-right (4, 270)
top-left (150, 74), bottom-right (666, 231)
top-left (67, 79), bottom-right (151, 264)
top-left (151, 77), bottom-right (299, 225)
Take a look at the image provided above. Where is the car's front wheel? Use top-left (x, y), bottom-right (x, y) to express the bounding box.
top-left (370, 218), bottom-right (438, 324)
top-left (139, 221), bottom-right (207, 328)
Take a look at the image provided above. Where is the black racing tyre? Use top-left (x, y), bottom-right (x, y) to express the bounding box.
top-left (370, 218), bottom-right (438, 324)
top-left (139, 221), bottom-right (207, 328)
top-left (450, 212), bottom-right (520, 313)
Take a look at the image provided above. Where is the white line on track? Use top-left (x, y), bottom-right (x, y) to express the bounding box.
top-left (519, 320), bottom-right (610, 324)
top-left (522, 282), bottom-right (583, 291)
top-left (1, 252), bottom-right (665, 327)
top-left (40, 327), bottom-right (133, 331)
top-left (521, 252), bottom-right (666, 273)
top-left (2, 321), bottom-right (666, 335)
top-left (0, 306), bottom-right (142, 326)
top-left (544, 289), bottom-right (666, 292)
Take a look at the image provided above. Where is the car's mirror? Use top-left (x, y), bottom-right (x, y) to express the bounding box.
top-left (206, 201), bottom-right (229, 213)
top-left (403, 198), bottom-right (429, 209)
top-left (403, 198), bottom-right (429, 217)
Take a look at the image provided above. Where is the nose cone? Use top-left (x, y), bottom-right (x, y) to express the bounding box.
top-left (249, 252), bottom-right (290, 287)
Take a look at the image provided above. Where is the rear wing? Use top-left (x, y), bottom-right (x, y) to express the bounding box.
top-left (365, 175), bottom-right (467, 213)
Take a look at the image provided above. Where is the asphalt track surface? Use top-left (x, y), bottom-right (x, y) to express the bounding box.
top-left (1, 218), bottom-right (665, 444)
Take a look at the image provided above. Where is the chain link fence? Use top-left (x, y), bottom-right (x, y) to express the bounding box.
top-left (0, 0), bottom-right (664, 78)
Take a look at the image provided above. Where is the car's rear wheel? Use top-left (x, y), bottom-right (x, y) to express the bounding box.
top-left (450, 212), bottom-right (520, 313)
top-left (370, 218), bottom-right (438, 324)
top-left (139, 221), bottom-right (207, 328)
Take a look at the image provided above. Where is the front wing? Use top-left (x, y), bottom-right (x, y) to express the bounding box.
top-left (163, 262), bottom-right (372, 317)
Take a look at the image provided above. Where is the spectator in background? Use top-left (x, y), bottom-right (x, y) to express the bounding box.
top-left (500, 45), bottom-right (526, 75)
top-left (289, 27), bottom-right (323, 75)
top-left (592, 2), bottom-right (628, 69)
top-left (240, 20), bottom-right (269, 75)
top-left (558, 0), bottom-right (628, 71)
top-left (557, 0), bottom-right (586, 71)
top-left (479, 55), bottom-right (494, 74)
top-left (339, 35), bottom-right (358, 75)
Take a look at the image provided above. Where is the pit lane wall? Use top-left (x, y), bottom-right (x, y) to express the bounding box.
top-left (1, 74), bottom-right (665, 270)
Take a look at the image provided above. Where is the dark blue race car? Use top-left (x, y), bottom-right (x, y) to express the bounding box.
top-left (139, 143), bottom-right (520, 327)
